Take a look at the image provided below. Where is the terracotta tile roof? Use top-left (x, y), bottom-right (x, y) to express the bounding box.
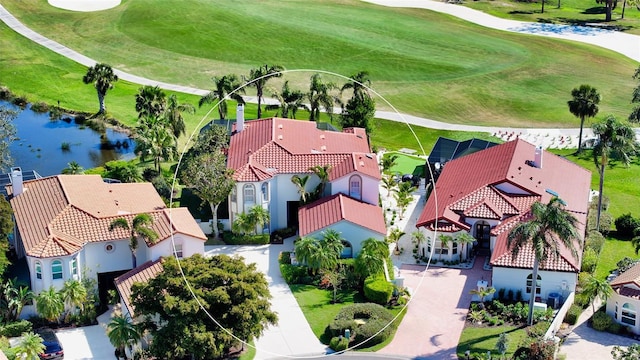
top-left (8, 175), bottom-right (206, 258)
top-left (298, 193), bottom-right (386, 237)
top-left (228, 118), bottom-right (378, 182)
top-left (490, 231), bottom-right (581, 272)
top-left (417, 139), bottom-right (590, 272)
top-left (611, 262), bottom-right (640, 288)
top-left (114, 259), bottom-right (164, 318)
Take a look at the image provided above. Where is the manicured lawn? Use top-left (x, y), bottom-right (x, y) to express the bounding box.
top-left (457, 324), bottom-right (528, 358)
top-left (464, 0), bottom-right (640, 34)
top-left (383, 152), bottom-right (426, 176)
top-left (1, 0), bottom-right (637, 128)
top-left (289, 284), bottom-right (406, 351)
top-left (594, 237), bottom-right (639, 280)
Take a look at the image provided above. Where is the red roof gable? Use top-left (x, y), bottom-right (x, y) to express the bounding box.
top-left (115, 259), bottom-right (164, 318)
top-left (298, 193), bottom-right (386, 236)
top-left (228, 118), bottom-right (378, 182)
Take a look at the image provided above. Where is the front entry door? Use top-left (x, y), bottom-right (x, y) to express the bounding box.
top-left (475, 223), bottom-right (491, 249)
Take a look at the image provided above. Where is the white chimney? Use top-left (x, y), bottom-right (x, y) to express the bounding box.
top-left (10, 167), bottom-right (23, 196)
top-left (534, 146), bottom-right (543, 168)
top-left (236, 104), bottom-right (245, 132)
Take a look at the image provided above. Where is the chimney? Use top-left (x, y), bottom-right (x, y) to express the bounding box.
top-left (534, 146), bottom-right (543, 168)
top-left (10, 167), bottom-right (23, 196)
top-left (236, 104), bottom-right (245, 132)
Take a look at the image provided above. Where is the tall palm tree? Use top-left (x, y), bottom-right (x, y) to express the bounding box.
top-left (341, 71), bottom-right (371, 100)
top-left (107, 314), bottom-right (141, 359)
top-left (355, 238), bottom-right (390, 278)
top-left (165, 94), bottom-right (195, 138)
top-left (309, 164), bottom-right (332, 199)
top-left (411, 231), bottom-right (427, 256)
top-left (109, 213), bottom-right (159, 268)
top-left (382, 174), bottom-right (396, 198)
top-left (135, 85), bottom-right (166, 119)
top-left (291, 174), bottom-right (310, 203)
top-left (268, 81), bottom-right (307, 119)
top-left (321, 229), bottom-right (344, 258)
top-left (36, 286), bottom-right (64, 323)
top-left (568, 84), bottom-right (601, 154)
top-left (199, 74), bottom-right (245, 120)
top-left (15, 332), bottom-right (45, 360)
top-left (311, 240), bottom-right (340, 273)
top-left (508, 197), bottom-right (580, 325)
top-left (592, 116), bottom-right (636, 231)
top-left (248, 205), bottom-right (270, 235)
top-left (294, 236), bottom-right (318, 268)
top-left (60, 279), bottom-right (87, 317)
top-left (307, 73), bottom-right (336, 122)
top-left (82, 63), bottom-right (118, 114)
top-left (134, 117), bottom-right (178, 173)
top-left (456, 232), bottom-right (476, 262)
top-left (582, 275), bottom-right (613, 313)
top-left (630, 66), bottom-right (640, 123)
top-left (244, 64), bottom-right (284, 118)
top-left (438, 235), bottom-right (453, 261)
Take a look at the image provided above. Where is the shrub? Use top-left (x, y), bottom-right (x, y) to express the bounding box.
top-left (279, 251), bottom-right (291, 265)
top-left (574, 292), bottom-right (590, 309)
top-left (30, 101), bottom-right (50, 113)
top-left (592, 311), bottom-right (613, 331)
top-left (329, 336), bottom-right (349, 352)
top-left (564, 304), bottom-right (582, 325)
top-left (280, 264), bottom-right (309, 284)
top-left (527, 321), bottom-right (550, 339)
top-left (616, 257), bottom-right (640, 273)
top-left (0, 320), bottom-right (33, 337)
top-left (588, 210), bottom-right (613, 235)
top-left (0, 86), bottom-right (14, 101)
top-left (150, 175), bottom-right (172, 200)
top-left (226, 234), bottom-right (269, 245)
top-left (590, 195), bottom-right (610, 211)
top-left (363, 276), bottom-right (393, 305)
top-left (615, 213), bottom-right (640, 238)
top-left (608, 321), bottom-right (623, 334)
top-left (498, 288), bottom-right (505, 301)
top-left (584, 231), bottom-right (605, 254)
top-left (581, 248), bottom-right (598, 273)
top-left (328, 303), bottom-right (396, 348)
top-left (12, 95), bottom-right (28, 108)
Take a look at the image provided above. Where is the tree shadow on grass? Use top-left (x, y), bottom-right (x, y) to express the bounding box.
top-left (456, 324), bottom-right (527, 357)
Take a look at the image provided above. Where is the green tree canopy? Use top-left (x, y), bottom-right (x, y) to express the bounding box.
top-left (135, 85), bottom-right (167, 119)
top-left (568, 84), bottom-right (600, 154)
top-left (0, 195), bottom-right (14, 275)
top-left (0, 107), bottom-right (17, 171)
top-left (82, 63), bottom-right (118, 114)
top-left (109, 213), bottom-right (158, 268)
top-left (131, 254), bottom-right (277, 360)
top-left (244, 64), bottom-right (284, 119)
top-left (199, 74), bottom-right (245, 120)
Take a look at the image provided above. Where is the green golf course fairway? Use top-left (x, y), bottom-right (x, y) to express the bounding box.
top-left (0, 0), bottom-right (637, 128)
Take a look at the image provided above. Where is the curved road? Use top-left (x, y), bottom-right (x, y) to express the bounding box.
top-left (1, 1), bottom-right (639, 139)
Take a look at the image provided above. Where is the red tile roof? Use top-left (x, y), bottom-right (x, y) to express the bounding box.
top-left (611, 262), bottom-right (640, 288)
top-left (8, 175), bottom-right (206, 258)
top-left (228, 118), bottom-right (379, 182)
top-left (417, 139), bottom-right (591, 272)
top-left (114, 259), bottom-right (164, 318)
top-left (298, 193), bottom-right (386, 237)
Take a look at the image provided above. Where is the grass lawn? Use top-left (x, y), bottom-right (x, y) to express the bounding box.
top-left (464, 0), bottom-right (640, 34)
top-left (289, 284), bottom-right (406, 351)
top-left (594, 237), bottom-right (640, 279)
top-left (383, 152), bottom-right (426, 176)
top-left (1, 0), bottom-right (638, 128)
top-left (457, 324), bottom-right (528, 358)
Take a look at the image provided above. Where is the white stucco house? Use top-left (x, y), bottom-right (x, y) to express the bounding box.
top-left (6, 170), bottom-right (206, 310)
top-left (606, 263), bottom-right (640, 334)
top-left (416, 139), bottom-right (591, 304)
top-left (226, 116), bottom-right (383, 255)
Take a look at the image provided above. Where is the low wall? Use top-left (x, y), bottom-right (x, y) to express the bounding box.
top-left (545, 291), bottom-right (575, 340)
top-left (197, 219), bottom-right (231, 235)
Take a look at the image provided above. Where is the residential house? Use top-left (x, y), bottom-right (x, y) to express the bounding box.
top-left (226, 115), bottom-right (383, 256)
top-left (606, 263), bottom-right (640, 334)
top-left (6, 170), bottom-right (206, 310)
top-left (114, 259), bottom-right (164, 320)
top-left (416, 139), bottom-right (591, 303)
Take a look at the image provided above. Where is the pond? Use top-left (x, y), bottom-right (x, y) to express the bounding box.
top-left (2, 101), bottom-right (135, 176)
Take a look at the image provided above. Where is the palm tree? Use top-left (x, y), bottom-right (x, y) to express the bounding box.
top-left (135, 85), bottom-right (166, 119)
top-left (134, 117), bottom-right (178, 173)
top-left (248, 205), bottom-right (270, 235)
top-left (307, 73), bottom-right (336, 122)
top-left (109, 213), bottom-right (158, 268)
top-left (62, 161), bottom-right (84, 175)
top-left (312, 240), bottom-right (341, 272)
top-left (507, 197), bottom-right (580, 325)
top-left (232, 212), bottom-right (254, 236)
top-left (582, 275), bottom-right (613, 313)
top-left (386, 227), bottom-right (405, 253)
top-left (469, 286), bottom-right (496, 309)
top-left (244, 64), bottom-right (284, 118)
top-left (438, 235), bottom-right (453, 261)
top-left (593, 116), bottom-right (636, 231)
top-left (107, 313), bottom-right (141, 360)
top-left (355, 238), bottom-right (390, 278)
top-left (15, 332), bottom-right (45, 360)
top-left (294, 236), bottom-right (318, 268)
top-left (412, 231), bottom-right (427, 258)
top-left (456, 232), bottom-right (476, 262)
top-left (199, 74), bottom-right (245, 120)
top-left (291, 174), bottom-right (310, 203)
top-left (568, 85), bottom-right (601, 154)
top-left (36, 286), bottom-right (64, 323)
top-left (165, 94), bottom-right (195, 138)
top-left (268, 81), bottom-right (307, 119)
top-left (82, 63), bottom-right (118, 114)
top-left (381, 174), bottom-right (396, 198)
top-left (309, 164), bottom-right (332, 199)
top-left (630, 66), bottom-right (640, 123)
top-left (321, 229), bottom-right (344, 259)
top-left (341, 71), bottom-right (371, 100)
top-left (381, 154), bottom-right (398, 174)
top-left (60, 279), bottom-right (87, 318)
top-left (0, 278), bottom-right (33, 321)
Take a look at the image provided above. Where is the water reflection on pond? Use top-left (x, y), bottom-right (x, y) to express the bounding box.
top-left (3, 101), bottom-right (135, 176)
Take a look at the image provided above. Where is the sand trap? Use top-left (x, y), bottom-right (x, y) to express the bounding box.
top-left (48, 0), bottom-right (120, 12)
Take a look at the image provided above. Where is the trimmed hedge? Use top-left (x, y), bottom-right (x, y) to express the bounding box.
top-left (329, 336), bottom-right (349, 351)
top-left (584, 230), bottom-right (605, 254)
top-left (364, 276), bottom-right (393, 305)
top-left (279, 251), bottom-right (291, 265)
top-left (327, 303), bottom-right (396, 348)
top-left (564, 304), bottom-right (582, 325)
top-left (0, 320), bottom-right (32, 337)
top-left (615, 213), bottom-right (640, 238)
top-left (581, 248), bottom-right (598, 273)
top-left (225, 233), bottom-right (270, 245)
top-left (280, 264), bottom-right (312, 284)
top-left (592, 311), bottom-right (613, 332)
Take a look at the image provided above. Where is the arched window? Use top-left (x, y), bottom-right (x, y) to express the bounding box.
top-left (262, 182), bottom-right (269, 202)
top-left (526, 273), bottom-right (541, 294)
top-left (35, 261), bottom-right (42, 280)
top-left (622, 303), bottom-right (636, 326)
top-left (51, 260), bottom-right (63, 280)
top-left (244, 184), bottom-right (255, 204)
top-left (174, 241), bottom-right (184, 259)
top-left (349, 175), bottom-right (362, 200)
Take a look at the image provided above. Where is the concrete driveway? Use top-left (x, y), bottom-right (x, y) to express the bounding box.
top-left (55, 314), bottom-right (115, 360)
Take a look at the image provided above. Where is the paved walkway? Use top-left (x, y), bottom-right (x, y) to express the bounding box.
top-left (54, 308), bottom-right (115, 360)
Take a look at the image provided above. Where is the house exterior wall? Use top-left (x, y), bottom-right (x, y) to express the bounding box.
top-left (83, 239), bottom-right (133, 279)
top-left (420, 230), bottom-right (474, 262)
top-left (27, 254), bottom-right (78, 294)
top-left (305, 220), bottom-right (384, 257)
top-left (143, 235), bottom-right (205, 262)
top-left (606, 291), bottom-right (640, 334)
top-left (492, 266), bottom-right (576, 302)
top-left (331, 174), bottom-right (379, 205)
